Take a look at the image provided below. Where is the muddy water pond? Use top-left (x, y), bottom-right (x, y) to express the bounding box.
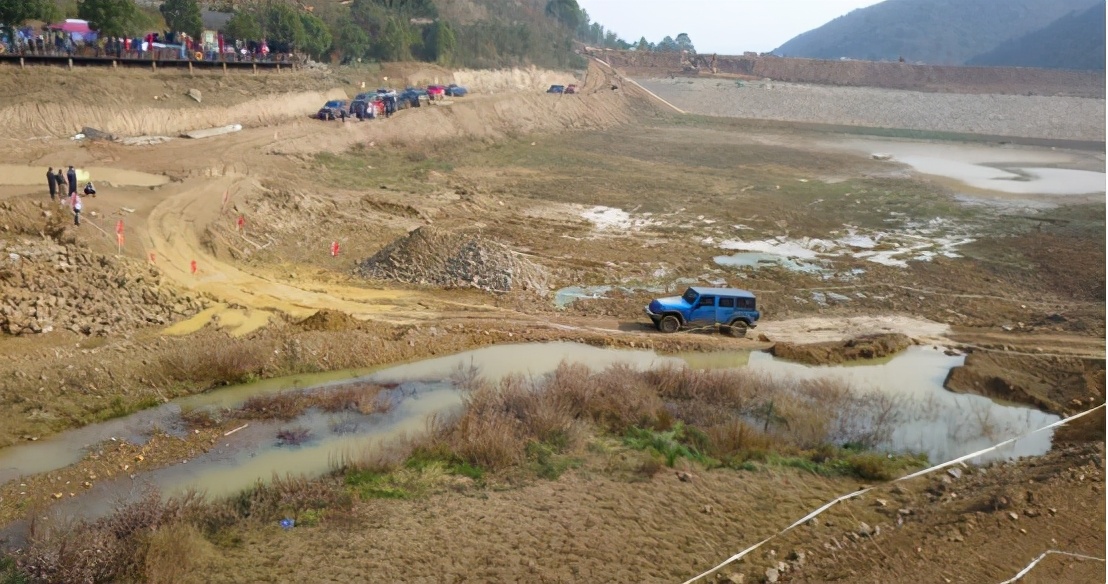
top-left (1, 343), bottom-right (1058, 517)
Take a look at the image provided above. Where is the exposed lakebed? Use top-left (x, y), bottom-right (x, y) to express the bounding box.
top-left (1, 343), bottom-right (1058, 518)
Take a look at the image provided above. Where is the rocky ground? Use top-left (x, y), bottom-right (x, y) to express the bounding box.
top-left (636, 77), bottom-right (1106, 141)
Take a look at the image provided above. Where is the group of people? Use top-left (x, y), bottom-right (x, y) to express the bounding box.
top-left (46, 166), bottom-right (96, 226)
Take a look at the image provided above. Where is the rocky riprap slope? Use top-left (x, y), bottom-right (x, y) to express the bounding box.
top-left (1, 239), bottom-right (202, 336)
top-left (357, 227), bottom-right (548, 294)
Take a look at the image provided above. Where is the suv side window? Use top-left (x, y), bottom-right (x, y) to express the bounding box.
top-left (719, 297), bottom-right (735, 308)
top-left (697, 296), bottom-right (716, 307)
top-left (737, 298), bottom-right (756, 309)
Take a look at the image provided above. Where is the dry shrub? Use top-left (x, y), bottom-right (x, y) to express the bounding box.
top-left (240, 391), bottom-right (308, 421)
top-left (438, 406), bottom-right (525, 469)
top-left (547, 363), bottom-right (664, 432)
top-left (318, 383), bottom-right (393, 415)
top-left (22, 490), bottom-right (168, 584)
top-left (143, 523), bottom-right (214, 584)
top-left (159, 338), bottom-right (268, 386)
top-left (646, 365), bottom-right (751, 407)
top-left (229, 475), bottom-right (351, 524)
top-left (703, 420), bottom-right (775, 458)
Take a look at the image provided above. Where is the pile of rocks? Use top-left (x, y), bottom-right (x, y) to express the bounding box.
top-left (357, 227), bottom-right (548, 294)
top-left (0, 240), bottom-right (202, 336)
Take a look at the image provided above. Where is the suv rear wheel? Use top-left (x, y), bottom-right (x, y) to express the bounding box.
top-left (726, 321), bottom-right (748, 338)
top-left (659, 315), bottom-right (680, 334)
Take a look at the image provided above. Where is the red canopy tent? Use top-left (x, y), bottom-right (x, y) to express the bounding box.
top-left (48, 19), bottom-right (92, 34)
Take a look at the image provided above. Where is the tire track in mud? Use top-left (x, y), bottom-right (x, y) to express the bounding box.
top-left (143, 175), bottom-right (436, 323)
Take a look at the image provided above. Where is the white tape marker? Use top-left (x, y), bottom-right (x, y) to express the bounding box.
top-left (682, 403), bottom-right (1106, 584)
top-left (998, 550), bottom-right (1106, 584)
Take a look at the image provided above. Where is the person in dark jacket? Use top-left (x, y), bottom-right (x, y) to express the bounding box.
top-left (66, 165), bottom-right (77, 196)
top-left (47, 166), bottom-right (56, 200)
top-left (54, 168), bottom-right (66, 200)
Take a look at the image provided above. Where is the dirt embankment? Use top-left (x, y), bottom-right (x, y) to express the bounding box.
top-left (0, 64), bottom-right (602, 140)
top-left (770, 333), bottom-right (913, 365)
top-left (945, 351), bottom-right (1106, 415)
top-left (594, 50), bottom-right (1107, 98)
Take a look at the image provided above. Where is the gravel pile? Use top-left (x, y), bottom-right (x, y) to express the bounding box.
top-left (637, 78), bottom-right (1105, 141)
top-left (357, 227), bottom-right (548, 294)
top-left (0, 241), bottom-right (202, 336)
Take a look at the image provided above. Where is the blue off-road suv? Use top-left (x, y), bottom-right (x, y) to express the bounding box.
top-left (645, 287), bottom-right (760, 338)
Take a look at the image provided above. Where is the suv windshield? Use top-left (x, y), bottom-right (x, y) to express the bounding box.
top-left (682, 288), bottom-right (698, 304)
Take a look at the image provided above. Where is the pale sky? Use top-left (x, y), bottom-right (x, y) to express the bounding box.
top-left (576, 0), bottom-right (885, 54)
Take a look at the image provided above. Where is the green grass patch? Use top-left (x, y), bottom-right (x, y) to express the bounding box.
top-left (345, 469), bottom-right (414, 499)
top-left (525, 441), bottom-right (582, 480)
top-left (623, 422), bottom-right (717, 468)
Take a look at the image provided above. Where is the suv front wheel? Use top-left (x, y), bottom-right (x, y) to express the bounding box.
top-left (658, 315), bottom-right (680, 334)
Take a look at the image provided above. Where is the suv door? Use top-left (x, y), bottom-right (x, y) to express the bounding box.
top-left (717, 296), bottom-right (737, 324)
top-left (689, 295), bottom-right (717, 324)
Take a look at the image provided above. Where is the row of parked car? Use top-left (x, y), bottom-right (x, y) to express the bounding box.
top-left (317, 84), bottom-right (469, 121)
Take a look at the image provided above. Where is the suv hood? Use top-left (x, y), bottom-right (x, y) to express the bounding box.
top-left (649, 296), bottom-right (689, 312)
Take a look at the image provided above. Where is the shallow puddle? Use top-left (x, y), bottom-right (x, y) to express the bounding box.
top-left (713, 251), bottom-right (826, 273)
top-left (835, 139), bottom-right (1105, 196)
top-left (0, 165), bottom-right (169, 187)
top-left (0, 343), bottom-right (1059, 518)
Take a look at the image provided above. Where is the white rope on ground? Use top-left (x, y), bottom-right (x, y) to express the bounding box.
top-left (681, 403), bottom-right (1107, 584)
top-left (997, 550), bottom-right (1106, 584)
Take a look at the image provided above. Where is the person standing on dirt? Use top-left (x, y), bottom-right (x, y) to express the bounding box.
top-left (47, 166), bottom-right (56, 200)
top-left (70, 192), bottom-right (82, 226)
top-left (66, 165), bottom-right (77, 196)
top-left (55, 169), bottom-right (66, 201)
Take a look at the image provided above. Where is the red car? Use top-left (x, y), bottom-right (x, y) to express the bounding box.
top-left (565, 84), bottom-right (578, 94)
top-left (427, 85), bottom-right (446, 101)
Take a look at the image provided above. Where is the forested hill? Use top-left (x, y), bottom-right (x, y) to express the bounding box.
top-left (966, 1), bottom-right (1106, 70)
top-left (773, 0), bottom-right (1102, 66)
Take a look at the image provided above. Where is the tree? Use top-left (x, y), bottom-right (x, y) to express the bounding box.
top-left (160, 0), bottom-right (201, 39)
top-left (262, 2), bottom-right (305, 53)
top-left (675, 32), bottom-right (695, 53)
top-left (544, 0), bottom-right (580, 30)
top-left (423, 19), bottom-right (455, 64)
top-left (78, 0), bottom-right (140, 38)
top-left (657, 35), bottom-right (678, 52)
top-left (298, 12), bottom-right (331, 60)
top-left (224, 10), bottom-right (261, 41)
top-left (636, 36), bottom-right (650, 51)
top-left (375, 16), bottom-right (411, 61)
top-left (331, 19), bottom-right (369, 62)
top-left (1, 0), bottom-right (49, 45)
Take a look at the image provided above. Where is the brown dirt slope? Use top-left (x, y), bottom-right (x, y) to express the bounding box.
top-left (945, 351), bottom-right (1105, 415)
top-left (770, 333), bottom-right (913, 365)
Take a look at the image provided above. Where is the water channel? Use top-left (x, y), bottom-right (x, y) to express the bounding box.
top-left (0, 343), bottom-right (1059, 518)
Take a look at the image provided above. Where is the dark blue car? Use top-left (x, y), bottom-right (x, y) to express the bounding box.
top-left (445, 84), bottom-right (468, 97)
top-left (645, 287), bottom-right (760, 337)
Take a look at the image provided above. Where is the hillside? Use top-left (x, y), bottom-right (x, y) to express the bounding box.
top-left (966, 1), bottom-right (1106, 70)
top-left (773, 0), bottom-right (1101, 65)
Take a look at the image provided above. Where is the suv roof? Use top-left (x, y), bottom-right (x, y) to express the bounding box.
top-left (689, 286), bottom-right (755, 298)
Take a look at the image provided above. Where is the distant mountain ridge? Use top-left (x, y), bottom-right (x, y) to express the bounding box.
top-left (966, 2), bottom-right (1106, 70)
top-left (773, 0), bottom-right (1103, 68)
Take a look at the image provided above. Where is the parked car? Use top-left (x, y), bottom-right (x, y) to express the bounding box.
top-left (546, 84), bottom-right (565, 94)
top-left (445, 83), bottom-right (468, 97)
top-left (564, 84), bottom-right (578, 94)
top-left (349, 93), bottom-right (371, 116)
top-left (397, 88), bottom-right (423, 109)
top-left (317, 99), bottom-right (348, 120)
top-left (427, 85), bottom-right (446, 100)
top-left (644, 287), bottom-right (760, 337)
